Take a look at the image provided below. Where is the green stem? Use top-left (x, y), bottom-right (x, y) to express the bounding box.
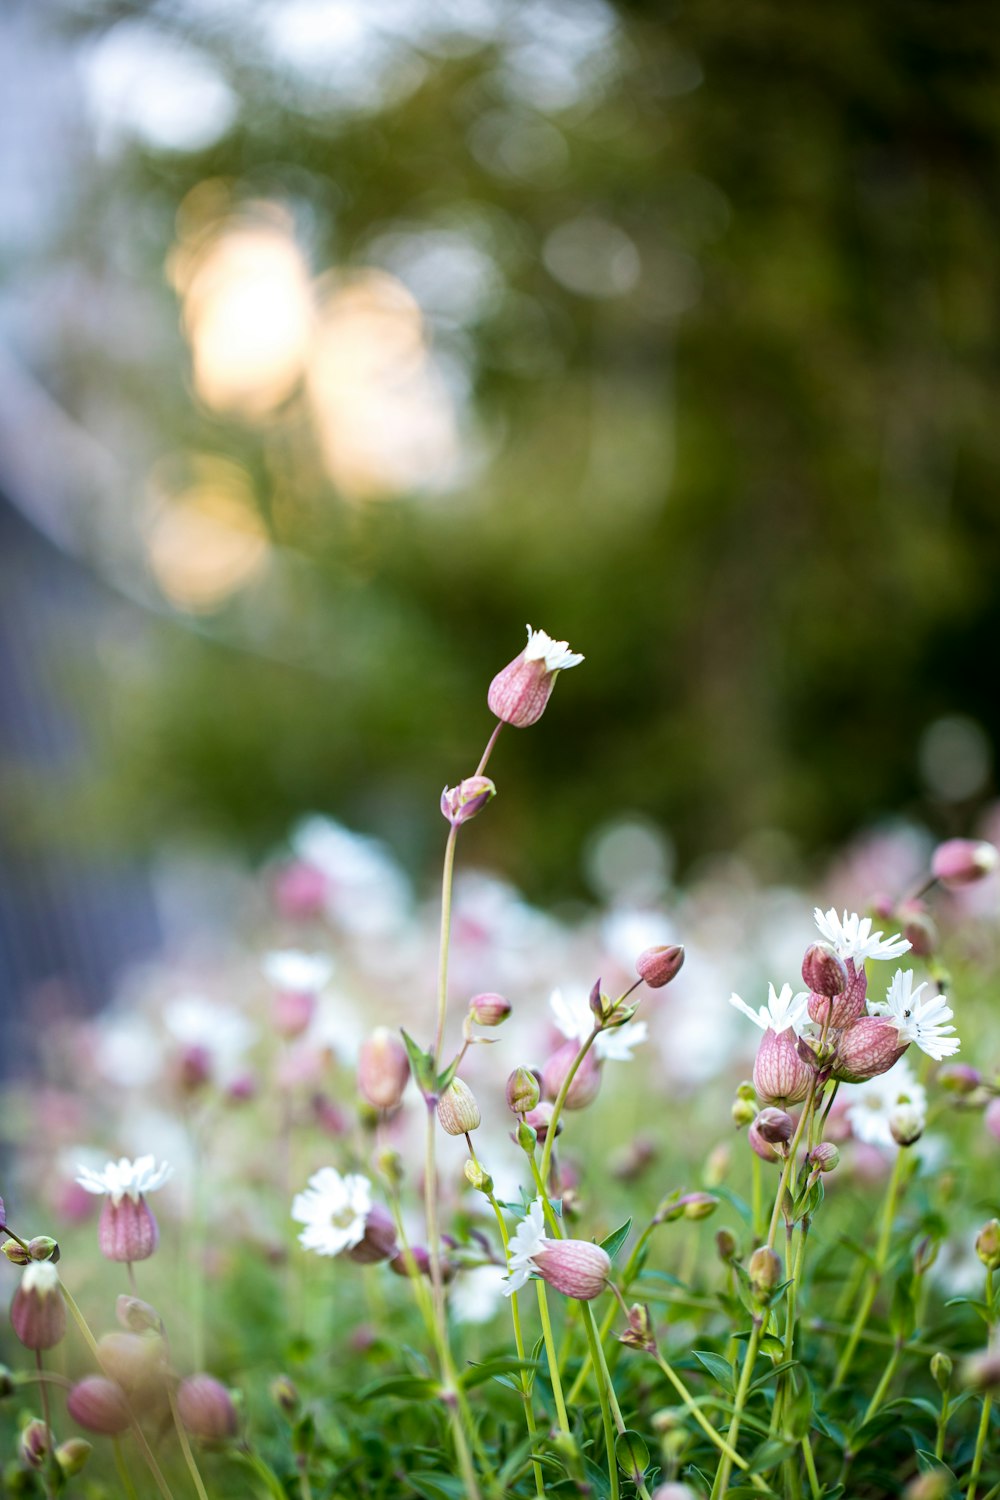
top-left (967, 1395), bottom-right (993, 1500)
top-left (711, 1317), bottom-right (762, 1498)
top-left (113, 1438), bottom-right (140, 1500)
top-left (537, 1029), bottom-right (601, 1190)
top-left (935, 1391), bottom-right (951, 1461)
top-left (167, 1386), bottom-right (211, 1500)
top-left (751, 1153), bottom-right (764, 1243)
top-left (535, 1281), bottom-right (572, 1440)
top-left (651, 1352), bottom-right (766, 1485)
top-left (801, 1436), bottom-right (821, 1500)
top-left (581, 1300), bottom-right (619, 1500)
top-left (485, 1189), bottom-right (545, 1498)
top-left (834, 1147), bottom-right (908, 1387)
top-left (862, 1338), bottom-right (903, 1426)
top-left (234, 1448), bottom-right (290, 1500)
top-left (567, 1222), bottom-right (657, 1405)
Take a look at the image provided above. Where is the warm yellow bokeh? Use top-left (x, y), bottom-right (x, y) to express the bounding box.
top-left (145, 455), bottom-right (271, 612)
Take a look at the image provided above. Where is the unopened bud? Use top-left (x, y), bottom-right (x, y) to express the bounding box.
top-left (10, 1262), bottom-right (66, 1350)
top-left (347, 1206), bottom-right (398, 1265)
top-left (938, 1063), bottom-right (982, 1094)
top-left (748, 1246), bottom-right (783, 1305)
top-left (618, 1302), bottom-right (656, 1352)
top-left (679, 1192), bottom-right (719, 1221)
top-left (388, 1245), bottom-right (431, 1279)
top-left (930, 1352), bottom-right (952, 1392)
top-left (441, 776), bottom-right (497, 827)
top-left (961, 1349), bottom-right (1000, 1392)
top-left (636, 945), bottom-right (685, 989)
top-left (116, 1295), bottom-right (162, 1333)
top-left (487, 627), bottom-right (583, 729)
top-left (516, 1119), bottom-right (539, 1152)
top-left (890, 1103), bottom-right (925, 1147)
top-left (801, 942), bottom-right (847, 997)
top-left (269, 1376), bottom-right (299, 1417)
top-left (650, 1408), bottom-right (684, 1435)
top-left (468, 992), bottom-right (510, 1027)
top-left (27, 1236), bottom-right (59, 1263)
top-left (375, 1147), bottom-right (404, 1188)
top-left (715, 1229), bottom-right (738, 1263)
top-left (464, 1159), bottom-right (493, 1194)
top-left (522, 1103), bottom-right (559, 1142)
top-left (931, 838), bottom-right (999, 888)
top-left (2, 1240), bottom-right (30, 1265)
top-left (899, 906), bottom-right (937, 959)
top-left (176, 1375), bottom-right (239, 1442)
top-left (506, 1067), bottom-right (541, 1115)
top-left (904, 1473), bottom-right (952, 1500)
top-left (55, 1439), bottom-right (92, 1477)
top-left (542, 1042), bottom-right (602, 1110)
top-left (807, 1142), bottom-right (840, 1173)
top-left (975, 1218), bottom-right (1000, 1270)
top-left (357, 1029), bottom-right (410, 1112)
top-left (747, 1119), bottom-right (781, 1163)
top-left (67, 1376), bottom-right (132, 1436)
top-left (732, 1092), bottom-right (757, 1128)
top-left (437, 1079), bottom-right (482, 1136)
top-left (20, 1419), bottom-right (50, 1469)
top-left (534, 1239), bottom-right (611, 1301)
top-left (754, 1108), bottom-right (793, 1145)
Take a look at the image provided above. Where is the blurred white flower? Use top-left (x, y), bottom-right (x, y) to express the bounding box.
top-left (523, 625), bottom-right (584, 672)
top-left (291, 816), bottom-right (411, 936)
top-left (163, 995), bottom-right (257, 1077)
top-left (845, 1057), bottom-right (927, 1150)
top-left (449, 1264), bottom-right (508, 1324)
top-left (76, 1155), bottom-right (173, 1205)
top-left (729, 982), bottom-right (809, 1036)
top-left (291, 1168), bottom-right (371, 1256)
top-left (504, 1199), bottom-right (547, 1294)
top-left (549, 987), bottom-right (647, 1061)
top-left (869, 969), bottom-right (960, 1061)
top-left (813, 908), bottom-right (910, 965)
top-left (263, 950), bottom-right (333, 993)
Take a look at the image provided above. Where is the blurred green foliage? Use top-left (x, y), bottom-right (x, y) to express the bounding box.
top-left (15, 0), bottom-right (1000, 894)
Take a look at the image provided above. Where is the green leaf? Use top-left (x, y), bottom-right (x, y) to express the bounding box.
top-left (615, 1430), bottom-right (650, 1478)
top-left (400, 1029), bottom-right (438, 1098)
top-left (692, 1350), bottom-right (735, 1392)
top-left (355, 1374), bottom-right (438, 1403)
top-left (460, 1355), bottom-right (539, 1389)
top-left (914, 1450), bottom-right (957, 1481)
top-left (890, 1270), bottom-right (916, 1339)
top-left (748, 1359), bottom-right (798, 1394)
top-left (747, 1438), bottom-right (798, 1474)
top-left (811, 1410), bottom-right (848, 1449)
top-left (409, 1474), bottom-right (469, 1500)
top-left (436, 1055), bottom-right (461, 1093)
top-left (600, 1217), bottom-right (633, 1261)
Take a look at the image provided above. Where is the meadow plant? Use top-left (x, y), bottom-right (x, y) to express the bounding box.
top-left (1, 625), bottom-right (999, 1498)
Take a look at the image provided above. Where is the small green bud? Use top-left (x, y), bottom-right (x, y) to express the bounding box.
top-left (506, 1067), bottom-right (540, 1115)
top-left (703, 1143), bottom-right (730, 1187)
top-left (930, 1352), bottom-right (952, 1392)
top-left (732, 1096), bottom-right (757, 1129)
top-left (976, 1219), bottom-right (1000, 1270)
top-left (55, 1438), bottom-right (92, 1477)
top-left (375, 1148), bottom-right (404, 1187)
top-left (1, 1240), bottom-right (30, 1266)
top-left (269, 1375), bottom-right (299, 1417)
top-left (516, 1120), bottom-right (538, 1153)
top-left (464, 1159), bottom-right (493, 1194)
top-left (27, 1237), bottom-right (59, 1263)
top-left (736, 1081), bottom-right (756, 1101)
top-left (681, 1192), bottom-right (719, 1222)
top-left (715, 1229), bottom-right (738, 1263)
top-left (748, 1246), bottom-right (783, 1305)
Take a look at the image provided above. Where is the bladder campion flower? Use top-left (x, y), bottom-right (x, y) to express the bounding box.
top-left (503, 1200), bottom-right (611, 1300)
top-left (10, 1261), bottom-right (66, 1350)
top-left (869, 969), bottom-right (960, 1061)
top-left (813, 908), bottom-right (911, 965)
top-left (75, 1157), bottom-right (172, 1263)
top-left (291, 1168), bottom-right (371, 1257)
top-left (488, 625), bottom-right (584, 728)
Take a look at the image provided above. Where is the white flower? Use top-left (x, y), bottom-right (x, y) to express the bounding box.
top-left (75, 1155), bottom-right (173, 1206)
top-left (845, 1056), bottom-right (927, 1149)
top-left (263, 950), bottom-right (333, 994)
top-left (523, 625), bottom-right (584, 673)
top-left (504, 1199), bottom-right (547, 1295)
top-left (729, 982), bottom-right (810, 1036)
top-left (869, 969), bottom-right (960, 1061)
top-left (549, 988), bottom-right (647, 1061)
top-left (163, 996), bottom-right (257, 1071)
top-left (22, 1261), bottom-right (61, 1295)
top-left (450, 1264), bottom-right (508, 1324)
top-left (291, 1168), bottom-right (371, 1257)
top-left (813, 908), bottom-right (910, 965)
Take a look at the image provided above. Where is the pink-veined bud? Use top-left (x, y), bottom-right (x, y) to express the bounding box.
top-left (506, 1066), bottom-right (541, 1115)
top-left (487, 626), bottom-right (583, 729)
top-left (468, 992), bottom-right (511, 1027)
top-left (636, 945), bottom-right (685, 989)
top-left (542, 1041), bottom-right (603, 1110)
top-left (437, 1079), bottom-right (482, 1136)
top-left (176, 1375), bottom-right (239, 1442)
top-left (896, 900), bottom-right (938, 959)
top-left (808, 1142), bottom-right (840, 1173)
top-left (931, 838), bottom-right (999, 888)
top-left (347, 1206), bottom-right (399, 1265)
top-left (534, 1239), bottom-right (611, 1301)
top-left (807, 952), bottom-right (867, 1027)
top-left (67, 1376), bottom-right (132, 1436)
top-left (801, 942), bottom-right (847, 998)
top-left (831, 1017), bottom-right (908, 1084)
top-left (753, 1028), bottom-right (812, 1106)
top-left (99, 1196), bottom-right (159, 1263)
top-left (753, 1107), bottom-right (793, 1145)
top-left (357, 1029), bottom-right (410, 1111)
top-left (440, 776), bottom-right (497, 827)
top-left (10, 1262), bottom-right (66, 1350)
top-left (747, 1119), bottom-right (781, 1162)
top-left (116, 1295), bottom-right (162, 1333)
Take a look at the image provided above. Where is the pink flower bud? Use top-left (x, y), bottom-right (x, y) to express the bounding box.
top-left (437, 1079), bottom-right (482, 1136)
top-left (890, 1103), bottom-right (925, 1147)
top-left (440, 777), bottom-right (497, 827)
top-left (542, 1042), bottom-right (602, 1110)
top-left (388, 1245), bottom-right (431, 1279)
top-left (506, 1066), bottom-right (541, 1115)
top-left (522, 1103), bottom-right (561, 1142)
top-left (67, 1376), bottom-right (132, 1436)
top-left (976, 1219), bottom-right (1000, 1271)
top-left (747, 1120), bottom-right (781, 1162)
top-left (357, 1029), bottom-right (410, 1111)
top-left (97, 1332), bottom-right (169, 1404)
top-left (753, 1028), bottom-right (812, 1106)
top-left (347, 1206), bottom-right (398, 1265)
top-left (116, 1295), bottom-right (162, 1333)
top-left (534, 1239), bottom-right (611, 1300)
top-left (801, 942), bottom-right (847, 997)
top-left (635, 945), bottom-right (685, 989)
top-left (176, 1375), bottom-right (238, 1442)
top-left (20, 1419), bottom-right (51, 1469)
top-left (678, 1192), bottom-right (719, 1221)
top-left (931, 838), bottom-right (999, 888)
top-left (273, 989), bottom-right (317, 1039)
top-left (808, 1142), bottom-right (840, 1173)
top-left (807, 954), bottom-right (866, 1028)
top-left (754, 1107), bottom-right (794, 1145)
top-left (938, 1063), bottom-right (981, 1095)
top-left (468, 992), bottom-right (511, 1027)
top-left (10, 1263), bottom-right (66, 1350)
top-left (175, 1045), bottom-right (213, 1092)
top-left (99, 1196), bottom-right (159, 1263)
top-left (487, 626), bottom-right (583, 728)
top-left (831, 1017), bottom-right (908, 1083)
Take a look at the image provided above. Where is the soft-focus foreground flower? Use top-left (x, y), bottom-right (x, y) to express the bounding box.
top-left (869, 969), bottom-right (960, 1061)
top-left (176, 1375), bottom-right (239, 1441)
top-left (488, 625), bottom-right (584, 728)
top-left (76, 1157), bottom-right (172, 1263)
top-left (550, 987), bottom-right (647, 1061)
top-left (931, 838), bottom-right (999, 887)
top-left (263, 950), bottom-right (333, 994)
top-left (291, 1168), bottom-right (371, 1257)
top-left (10, 1261), bottom-right (66, 1350)
top-left (503, 1200), bottom-right (611, 1300)
top-left (813, 908), bottom-right (910, 965)
top-left (845, 1057), bottom-right (928, 1150)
